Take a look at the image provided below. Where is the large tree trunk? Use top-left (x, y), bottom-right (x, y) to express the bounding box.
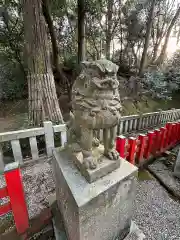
top-left (78, 0), bottom-right (86, 63)
top-left (22, 0), bottom-right (63, 126)
top-left (139, 0), bottom-right (156, 76)
top-left (156, 7), bottom-right (180, 66)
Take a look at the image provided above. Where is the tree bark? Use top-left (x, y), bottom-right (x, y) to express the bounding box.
top-left (151, 41), bottom-right (161, 63)
top-left (156, 7), bottom-right (180, 65)
top-left (22, 0), bottom-right (63, 126)
top-left (139, 0), bottom-right (156, 76)
top-left (176, 26), bottom-right (180, 45)
top-left (42, 0), bottom-right (72, 103)
top-left (42, 0), bottom-right (67, 82)
top-left (105, 0), bottom-right (113, 60)
top-left (78, 0), bottom-right (86, 63)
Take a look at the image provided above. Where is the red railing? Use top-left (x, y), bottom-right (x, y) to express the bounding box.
top-left (0, 162), bottom-right (29, 235)
top-left (116, 121), bottom-right (180, 165)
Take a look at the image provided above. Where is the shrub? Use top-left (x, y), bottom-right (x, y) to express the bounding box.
top-left (143, 69), bottom-right (180, 100)
top-left (0, 61), bottom-right (26, 100)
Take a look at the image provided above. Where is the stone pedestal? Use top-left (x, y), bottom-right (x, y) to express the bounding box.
top-left (52, 148), bottom-right (138, 240)
top-left (173, 148), bottom-right (180, 179)
top-left (72, 144), bottom-right (120, 183)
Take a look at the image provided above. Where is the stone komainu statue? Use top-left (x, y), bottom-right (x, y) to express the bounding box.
top-left (69, 59), bottom-right (122, 169)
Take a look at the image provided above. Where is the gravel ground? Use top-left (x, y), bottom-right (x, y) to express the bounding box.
top-left (1, 160), bottom-right (180, 239)
top-left (0, 160), bottom-right (55, 235)
top-left (22, 160), bottom-right (55, 219)
top-left (133, 179), bottom-right (180, 240)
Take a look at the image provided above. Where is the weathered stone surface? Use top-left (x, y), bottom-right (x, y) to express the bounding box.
top-left (72, 144), bottom-right (121, 183)
top-left (124, 222), bottom-right (145, 240)
top-left (68, 59), bottom-right (122, 170)
top-left (52, 148), bottom-right (138, 240)
top-left (173, 148), bottom-right (180, 178)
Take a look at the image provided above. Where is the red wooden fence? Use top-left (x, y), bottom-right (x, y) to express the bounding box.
top-left (0, 162), bottom-right (29, 236)
top-left (116, 121), bottom-right (180, 165)
top-left (0, 121), bottom-right (179, 236)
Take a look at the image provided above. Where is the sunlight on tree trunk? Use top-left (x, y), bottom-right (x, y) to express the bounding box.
top-left (139, 0), bottom-right (156, 76)
top-left (22, 0), bottom-right (63, 126)
top-left (156, 7), bottom-right (180, 66)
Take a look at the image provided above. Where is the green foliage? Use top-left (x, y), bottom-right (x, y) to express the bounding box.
top-left (0, 59), bottom-right (26, 100)
top-left (167, 50), bottom-right (180, 71)
top-left (144, 68), bottom-right (180, 100)
top-left (0, 0), bottom-right (180, 102)
top-left (0, 0), bottom-right (26, 100)
top-left (63, 54), bottom-right (78, 70)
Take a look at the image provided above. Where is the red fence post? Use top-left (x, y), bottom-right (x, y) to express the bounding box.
top-left (175, 122), bottom-right (179, 144)
top-left (4, 162), bottom-right (29, 235)
top-left (137, 134), bottom-right (146, 164)
top-left (153, 129), bottom-right (161, 156)
top-left (177, 122), bottom-right (180, 142)
top-left (160, 127), bottom-right (166, 153)
top-left (171, 123), bottom-right (176, 147)
top-left (165, 123), bottom-right (172, 149)
top-left (178, 122), bottom-right (180, 141)
top-left (116, 135), bottom-right (126, 159)
top-left (127, 137), bottom-right (137, 165)
top-left (144, 131), bottom-right (154, 160)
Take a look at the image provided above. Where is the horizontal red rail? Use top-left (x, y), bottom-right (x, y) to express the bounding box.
top-left (0, 202), bottom-right (11, 216)
top-left (0, 187), bottom-right (8, 199)
top-left (116, 121), bottom-right (180, 165)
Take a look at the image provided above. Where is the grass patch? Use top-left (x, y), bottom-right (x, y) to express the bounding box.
top-left (138, 170), bottom-right (154, 181)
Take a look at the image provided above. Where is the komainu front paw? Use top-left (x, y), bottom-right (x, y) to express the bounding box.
top-left (83, 156), bottom-right (97, 170)
top-left (105, 149), bottom-right (119, 160)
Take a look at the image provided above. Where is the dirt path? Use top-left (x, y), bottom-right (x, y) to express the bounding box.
top-left (0, 114), bottom-right (28, 133)
top-left (0, 100), bottom-right (28, 133)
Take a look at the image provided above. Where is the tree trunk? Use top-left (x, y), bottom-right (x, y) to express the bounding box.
top-left (42, 0), bottom-right (67, 83)
top-left (176, 26), bottom-right (180, 45)
top-left (42, 0), bottom-right (72, 106)
top-left (105, 0), bottom-right (113, 60)
top-left (151, 41), bottom-right (161, 63)
top-left (22, 0), bottom-right (63, 126)
top-left (106, 36), bottom-right (111, 60)
top-left (156, 7), bottom-right (180, 65)
top-left (139, 0), bottom-right (156, 76)
top-left (78, 0), bottom-right (86, 63)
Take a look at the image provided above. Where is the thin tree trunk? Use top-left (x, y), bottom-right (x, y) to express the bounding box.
top-left (177, 26), bottom-right (180, 45)
top-left (78, 0), bottom-right (86, 63)
top-left (152, 41), bottom-right (161, 62)
top-left (106, 0), bottom-right (113, 60)
top-left (139, 0), bottom-right (156, 76)
top-left (156, 7), bottom-right (180, 65)
top-left (42, 0), bottom-right (67, 83)
top-left (106, 36), bottom-right (111, 60)
top-left (22, 0), bottom-right (63, 126)
top-left (42, 0), bottom-right (59, 71)
top-left (42, 0), bottom-right (72, 105)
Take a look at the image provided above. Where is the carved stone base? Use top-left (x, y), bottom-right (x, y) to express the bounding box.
top-left (72, 144), bottom-right (121, 183)
top-left (52, 148), bottom-right (138, 240)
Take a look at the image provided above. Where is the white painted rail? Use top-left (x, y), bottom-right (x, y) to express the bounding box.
top-left (117, 109), bottom-right (180, 135)
top-left (0, 122), bottom-right (67, 169)
top-left (0, 108), bottom-right (180, 170)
